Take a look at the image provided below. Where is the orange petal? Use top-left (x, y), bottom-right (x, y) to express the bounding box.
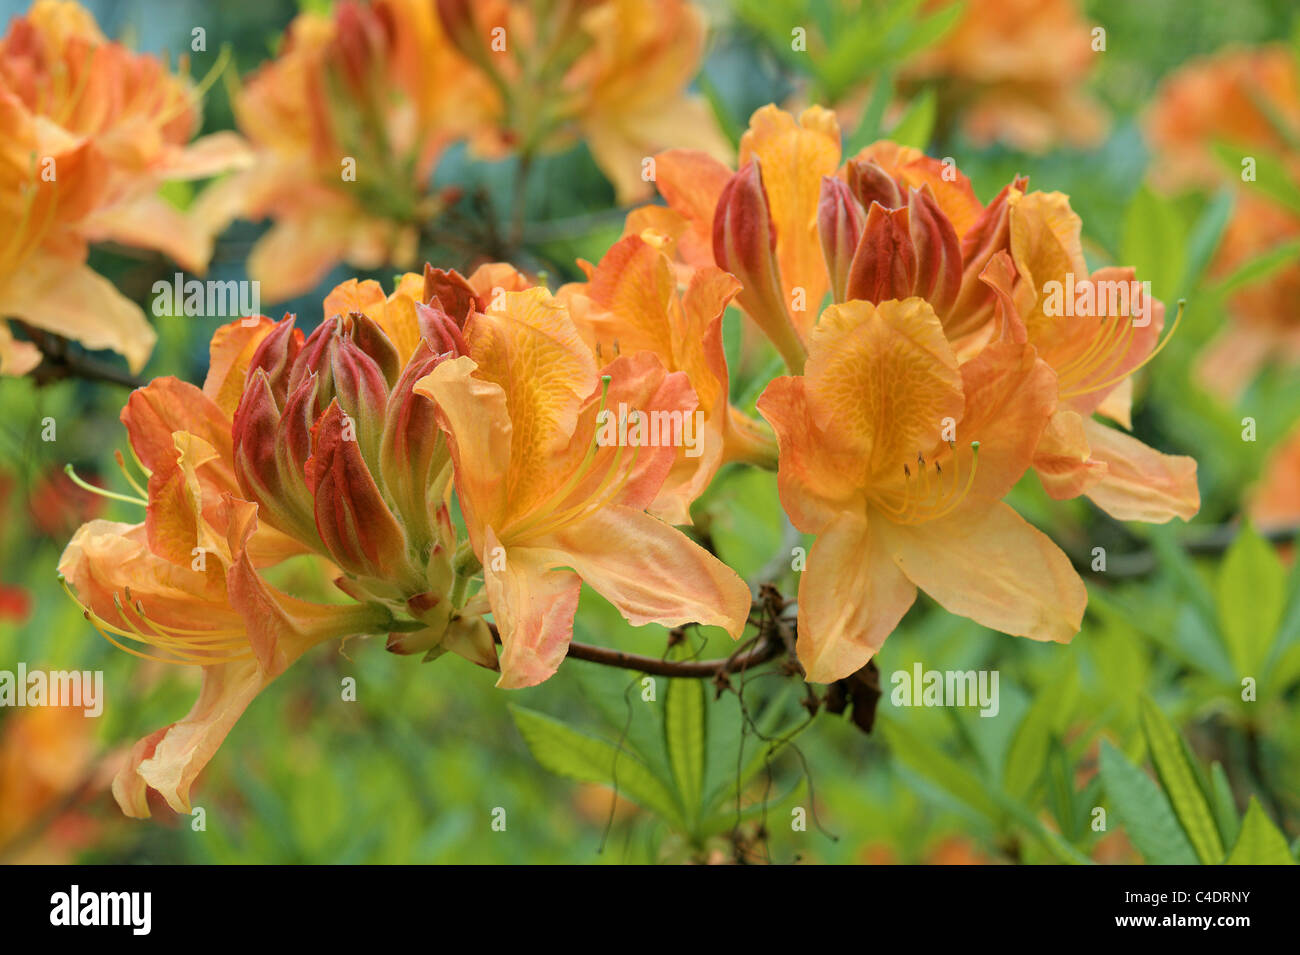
top-left (1081, 418), bottom-right (1200, 523)
top-left (465, 288), bottom-right (599, 520)
top-left (541, 505), bottom-right (751, 639)
top-left (757, 375), bottom-right (865, 532)
top-left (415, 355), bottom-right (513, 551)
top-left (805, 297), bottom-right (963, 477)
top-left (739, 105), bottom-right (842, 332)
top-left (0, 259), bottom-right (155, 373)
top-left (485, 528), bottom-right (582, 690)
top-left (654, 147), bottom-right (734, 269)
top-left (880, 501), bottom-right (1086, 644)
top-left (203, 317), bottom-right (277, 418)
top-left (1033, 409), bottom-right (1107, 500)
top-left (796, 513), bottom-right (916, 683)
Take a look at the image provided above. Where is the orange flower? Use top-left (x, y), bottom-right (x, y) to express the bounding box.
top-left (636, 105), bottom-right (842, 372)
top-left (757, 296), bottom-right (1083, 683)
top-left (58, 270), bottom-right (492, 816)
top-left (905, 0), bottom-right (1106, 152)
top-left (1004, 191), bottom-right (1200, 523)
top-left (1146, 46), bottom-right (1300, 398)
top-left (198, 0), bottom-right (487, 303)
top-left (415, 285), bottom-right (751, 688)
top-left (437, 0), bottom-right (731, 202)
top-left (0, 0), bottom-right (250, 374)
top-left (556, 232), bottom-right (776, 522)
top-left (826, 141), bottom-right (1198, 524)
top-left (1251, 424), bottom-right (1300, 532)
top-left (0, 706), bottom-right (99, 862)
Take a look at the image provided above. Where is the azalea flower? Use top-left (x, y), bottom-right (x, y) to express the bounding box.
top-left (831, 145), bottom-right (1200, 523)
top-left (903, 0), bottom-right (1106, 152)
top-left (415, 284), bottom-right (752, 688)
top-left (556, 233), bottom-right (776, 523)
top-left (0, 0), bottom-right (250, 375)
top-left (1146, 45), bottom-right (1300, 398)
top-left (57, 270), bottom-right (488, 816)
top-left (756, 296), bottom-right (1084, 682)
top-left (197, 0), bottom-right (489, 303)
top-left (437, 0), bottom-right (732, 202)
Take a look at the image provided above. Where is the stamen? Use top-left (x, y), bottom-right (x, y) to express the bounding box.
top-left (1059, 300), bottom-right (1184, 400)
top-left (873, 442), bottom-right (980, 525)
top-left (64, 463), bottom-right (147, 507)
top-left (114, 450), bottom-right (149, 500)
top-left (59, 574), bottom-right (252, 667)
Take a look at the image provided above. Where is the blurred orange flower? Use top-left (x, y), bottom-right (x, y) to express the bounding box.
top-left (906, 0), bottom-right (1106, 152)
top-left (1146, 45), bottom-right (1300, 398)
top-left (0, 0), bottom-right (250, 375)
top-left (438, 0), bottom-right (731, 202)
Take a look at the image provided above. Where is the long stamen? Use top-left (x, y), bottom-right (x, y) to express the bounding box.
top-left (59, 575), bottom-right (251, 666)
top-left (64, 463), bottom-right (147, 507)
top-left (1059, 299), bottom-right (1185, 399)
top-left (114, 450), bottom-right (149, 500)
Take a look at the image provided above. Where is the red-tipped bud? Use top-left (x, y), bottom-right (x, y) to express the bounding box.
top-left (379, 340), bottom-right (453, 551)
top-left (906, 187), bottom-right (962, 317)
top-left (713, 160), bottom-right (807, 373)
top-left (332, 1), bottom-right (392, 101)
top-left (948, 175), bottom-right (1028, 341)
top-left (847, 158), bottom-right (905, 212)
top-left (245, 315), bottom-right (303, 407)
top-left (233, 369), bottom-right (318, 544)
top-left (416, 302), bottom-right (468, 356)
top-left (307, 400), bottom-right (419, 589)
top-left (423, 264), bottom-right (481, 326)
top-left (818, 177), bottom-right (866, 304)
top-left (845, 202), bottom-right (916, 303)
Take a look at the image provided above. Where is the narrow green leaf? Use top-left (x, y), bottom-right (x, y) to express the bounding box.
top-left (1209, 761), bottom-right (1242, 849)
top-left (1181, 190), bottom-right (1234, 294)
top-left (1122, 185), bottom-right (1186, 302)
top-left (1225, 798), bottom-right (1296, 864)
top-left (509, 705), bottom-right (683, 827)
top-left (1216, 523), bottom-right (1286, 679)
top-left (887, 89), bottom-right (937, 151)
top-left (1098, 740), bottom-right (1198, 865)
top-left (1003, 668), bottom-right (1078, 799)
top-left (879, 714), bottom-right (999, 820)
top-left (1139, 698), bottom-right (1224, 864)
top-left (664, 668), bottom-right (706, 824)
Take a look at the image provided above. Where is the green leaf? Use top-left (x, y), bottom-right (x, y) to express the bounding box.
top-left (1216, 523), bottom-right (1286, 679)
top-left (879, 714), bottom-right (999, 820)
top-left (1138, 698), bottom-right (1224, 864)
top-left (1213, 141), bottom-right (1300, 216)
top-left (1207, 237), bottom-right (1300, 298)
top-left (664, 667), bottom-right (706, 826)
top-left (1180, 190), bottom-right (1234, 294)
top-left (1225, 798), bottom-right (1296, 864)
top-left (887, 89), bottom-right (937, 151)
top-left (845, 71), bottom-right (895, 155)
top-left (1098, 740), bottom-right (1198, 865)
top-left (1209, 761), bottom-right (1242, 849)
top-left (509, 705), bottom-right (683, 828)
top-left (1121, 185), bottom-right (1186, 302)
top-left (1003, 668), bottom-right (1078, 799)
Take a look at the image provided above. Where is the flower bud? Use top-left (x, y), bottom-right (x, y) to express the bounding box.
top-left (818, 177), bottom-right (865, 303)
top-left (713, 160), bottom-right (807, 372)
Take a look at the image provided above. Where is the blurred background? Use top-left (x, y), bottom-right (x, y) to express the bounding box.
top-left (2, 0), bottom-right (1299, 864)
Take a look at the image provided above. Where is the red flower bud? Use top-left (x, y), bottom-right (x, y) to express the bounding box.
top-left (818, 177), bottom-right (866, 304)
top-left (713, 160), bottom-right (807, 372)
top-left (845, 201), bottom-right (916, 303)
top-left (307, 400), bottom-right (419, 589)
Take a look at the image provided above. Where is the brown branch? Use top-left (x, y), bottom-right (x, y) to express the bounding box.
top-left (487, 620), bottom-right (787, 679)
top-left (19, 323), bottom-right (145, 390)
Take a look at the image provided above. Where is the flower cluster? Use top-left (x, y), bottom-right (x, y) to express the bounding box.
top-left (60, 102), bottom-right (1200, 818)
top-left (0, 0), bottom-right (247, 375)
